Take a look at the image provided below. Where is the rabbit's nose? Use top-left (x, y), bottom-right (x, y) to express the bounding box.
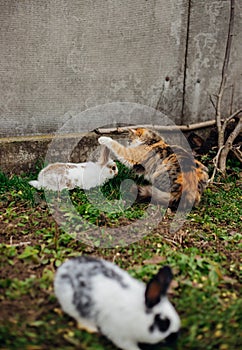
top-left (164, 331), bottom-right (180, 344)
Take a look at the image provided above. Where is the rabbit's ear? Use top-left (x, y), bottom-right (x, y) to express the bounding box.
top-left (99, 145), bottom-right (110, 165)
top-left (145, 266), bottom-right (173, 309)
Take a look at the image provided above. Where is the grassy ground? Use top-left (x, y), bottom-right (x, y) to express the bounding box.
top-left (0, 163), bottom-right (241, 350)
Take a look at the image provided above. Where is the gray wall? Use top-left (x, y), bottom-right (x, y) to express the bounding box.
top-left (0, 0), bottom-right (241, 138)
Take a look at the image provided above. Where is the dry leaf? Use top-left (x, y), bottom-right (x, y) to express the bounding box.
top-left (143, 255), bottom-right (166, 265)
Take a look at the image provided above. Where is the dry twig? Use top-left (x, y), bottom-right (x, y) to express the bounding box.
top-left (210, 0), bottom-right (241, 182)
top-left (94, 119), bottom-right (218, 135)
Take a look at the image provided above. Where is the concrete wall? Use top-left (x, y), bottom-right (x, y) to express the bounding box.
top-left (182, 0), bottom-right (242, 124)
top-left (0, 0), bottom-right (189, 138)
top-left (0, 0), bottom-right (241, 173)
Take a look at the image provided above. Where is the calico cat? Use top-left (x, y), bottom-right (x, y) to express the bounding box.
top-left (98, 128), bottom-right (208, 210)
top-left (29, 146), bottom-right (118, 191)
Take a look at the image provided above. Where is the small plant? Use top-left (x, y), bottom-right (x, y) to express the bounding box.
top-left (0, 166), bottom-right (241, 349)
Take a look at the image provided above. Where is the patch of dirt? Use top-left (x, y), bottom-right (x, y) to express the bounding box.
top-left (0, 187), bottom-right (241, 350)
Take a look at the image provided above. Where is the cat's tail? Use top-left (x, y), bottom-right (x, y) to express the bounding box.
top-left (29, 180), bottom-right (42, 190)
top-left (136, 180), bottom-right (198, 210)
top-left (176, 170), bottom-right (202, 210)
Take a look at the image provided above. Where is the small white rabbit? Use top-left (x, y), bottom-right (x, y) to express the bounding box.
top-left (54, 256), bottom-right (180, 350)
top-left (29, 146), bottom-right (118, 191)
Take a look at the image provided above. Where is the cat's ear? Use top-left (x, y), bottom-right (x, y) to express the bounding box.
top-left (130, 128), bottom-right (145, 137)
top-left (99, 145), bottom-right (110, 165)
top-left (129, 128), bottom-right (144, 137)
top-left (128, 128), bottom-right (137, 135)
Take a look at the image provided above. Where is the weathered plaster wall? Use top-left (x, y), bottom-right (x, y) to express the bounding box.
top-left (0, 0), bottom-right (188, 138)
top-left (182, 0), bottom-right (242, 123)
top-left (0, 0), bottom-right (241, 173)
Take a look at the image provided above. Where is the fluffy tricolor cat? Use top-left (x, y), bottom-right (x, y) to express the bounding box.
top-left (29, 146), bottom-right (118, 191)
top-left (99, 128), bottom-right (208, 210)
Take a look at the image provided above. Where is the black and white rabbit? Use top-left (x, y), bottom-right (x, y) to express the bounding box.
top-left (29, 146), bottom-right (118, 191)
top-left (54, 256), bottom-right (180, 350)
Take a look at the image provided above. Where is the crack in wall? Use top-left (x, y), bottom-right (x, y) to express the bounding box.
top-left (181, 0), bottom-right (192, 124)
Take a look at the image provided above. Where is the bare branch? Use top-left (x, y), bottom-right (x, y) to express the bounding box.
top-left (216, 0), bottom-right (235, 149)
top-left (221, 109), bottom-right (242, 134)
top-left (232, 146), bottom-right (242, 163)
top-left (210, 114), bottom-right (241, 182)
top-left (209, 145), bottom-right (225, 183)
top-left (9, 241), bottom-right (31, 247)
top-left (210, 0), bottom-right (237, 182)
top-left (224, 118), bottom-right (242, 149)
top-left (95, 120), bottom-right (218, 134)
top-left (218, 118), bottom-right (242, 174)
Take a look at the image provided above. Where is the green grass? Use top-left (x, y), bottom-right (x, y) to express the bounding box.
top-left (0, 164), bottom-right (241, 350)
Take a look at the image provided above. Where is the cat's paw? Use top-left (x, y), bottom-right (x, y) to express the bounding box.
top-left (98, 137), bottom-right (112, 145)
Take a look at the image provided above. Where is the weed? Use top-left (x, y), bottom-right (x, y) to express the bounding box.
top-left (0, 168), bottom-right (241, 349)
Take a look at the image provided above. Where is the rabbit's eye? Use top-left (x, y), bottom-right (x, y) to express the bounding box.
top-left (111, 166), bottom-right (116, 171)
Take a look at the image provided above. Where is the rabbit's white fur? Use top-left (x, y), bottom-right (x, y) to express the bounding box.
top-left (29, 146), bottom-right (118, 191)
top-left (54, 256), bottom-right (180, 350)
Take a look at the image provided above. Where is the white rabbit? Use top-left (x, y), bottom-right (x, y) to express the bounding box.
top-left (54, 256), bottom-right (180, 350)
top-left (29, 146), bottom-right (118, 191)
